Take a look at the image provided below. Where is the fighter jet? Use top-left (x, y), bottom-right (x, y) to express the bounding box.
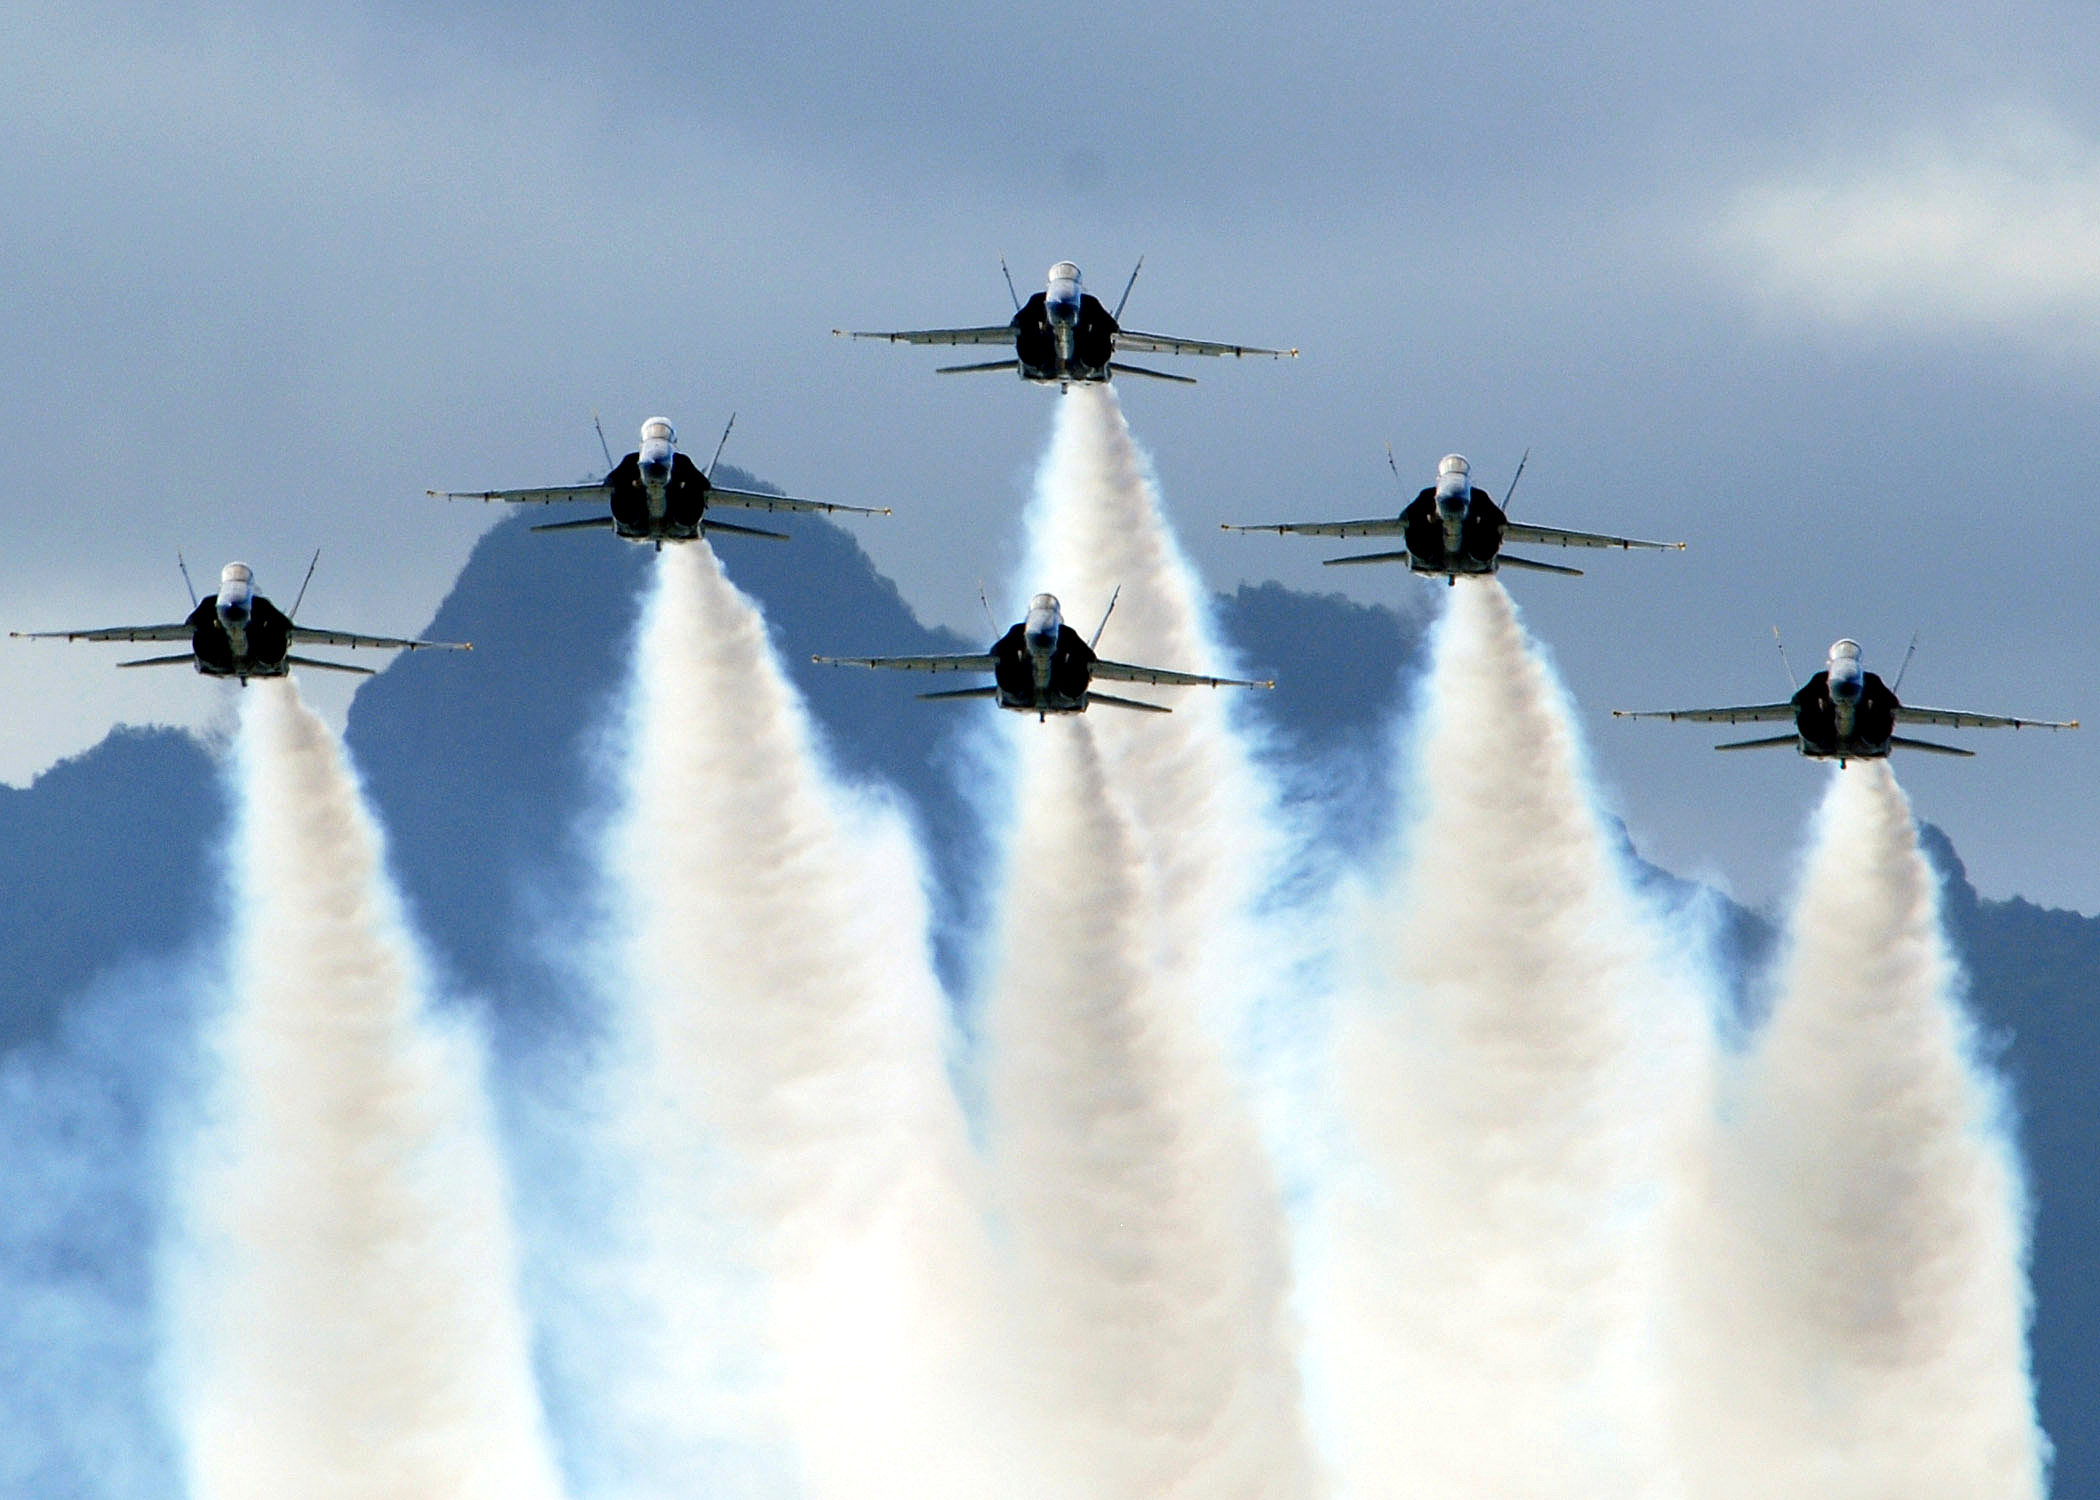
top-left (11, 559), bottom-right (469, 680)
top-left (812, 592), bottom-right (1272, 719)
top-left (428, 416), bottom-right (890, 549)
top-left (1224, 452), bottom-right (1683, 583)
top-left (836, 259), bottom-right (1297, 388)
top-left (1613, 637), bottom-right (2078, 762)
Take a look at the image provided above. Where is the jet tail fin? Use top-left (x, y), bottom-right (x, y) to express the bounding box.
top-left (1496, 552), bottom-right (1584, 577)
top-left (1087, 692), bottom-right (1173, 714)
top-left (1714, 733), bottom-right (1800, 752)
top-left (115, 653), bottom-right (197, 670)
top-left (289, 548), bottom-right (321, 620)
top-left (1889, 735), bottom-right (1977, 757)
top-left (1112, 255), bottom-right (1145, 322)
top-left (706, 412), bottom-right (737, 479)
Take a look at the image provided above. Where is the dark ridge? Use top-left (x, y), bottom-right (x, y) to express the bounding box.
top-left (1919, 822), bottom-right (2099, 1496)
top-left (0, 727), bottom-right (222, 1046)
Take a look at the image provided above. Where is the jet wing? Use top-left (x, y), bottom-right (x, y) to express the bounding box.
top-left (1502, 522), bottom-right (1685, 551)
top-left (11, 623), bottom-right (192, 643)
top-left (1612, 703), bottom-right (1796, 724)
top-left (836, 326), bottom-right (1016, 347)
top-left (811, 653), bottom-right (999, 673)
top-left (1221, 517), bottom-right (1406, 539)
top-left (709, 487), bottom-right (892, 518)
top-left (427, 484), bottom-right (607, 505)
top-left (1091, 659), bottom-right (1274, 689)
top-left (1114, 330), bottom-right (1298, 359)
top-left (287, 626), bottom-right (472, 652)
top-left (1897, 706), bottom-right (2079, 731)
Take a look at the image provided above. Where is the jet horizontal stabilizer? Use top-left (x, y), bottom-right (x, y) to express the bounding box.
top-left (915, 686), bottom-right (1001, 702)
top-left (1888, 736), bottom-right (1978, 757)
top-left (700, 519), bottom-right (791, 541)
top-left (1323, 550), bottom-right (1414, 567)
top-left (1713, 733), bottom-right (1801, 752)
top-left (283, 655), bottom-right (378, 676)
top-left (530, 516), bottom-right (618, 533)
top-left (1107, 362), bottom-right (1199, 385)
top-left (1496, 553), bottom-right (1585, 577)
top-left (935, 359), bottom-right (1023, 375)
top-left (114, 653), bottom-right (197, 670)
top-left (1087, 692), bottom-right (1175, 713)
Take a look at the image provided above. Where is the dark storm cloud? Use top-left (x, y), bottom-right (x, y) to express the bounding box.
top-left (2, 0), bottom-right (2098, 908)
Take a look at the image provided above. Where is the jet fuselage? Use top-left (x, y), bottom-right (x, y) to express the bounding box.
top-left (990, 594), bottom-right (1101, 715)
top-left (602, 419), bottom-right (720, 542)
top-left (1010, 264), bottom-right (1121, 385)
top-left (188, 563), bottom-right (296, 678)
top-left (1789, 640), bottom-right (1901, 761)
top-left (1401, 456), bottom-right (1510, 577)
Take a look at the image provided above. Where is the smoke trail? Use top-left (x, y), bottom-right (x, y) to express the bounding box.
top-left (1677, 763), bottom-right (2045, 1500)
top-left (985, 719), bottom-right (1320, 1500)
top-left (173, 679), bottom-right (566, 1500)
top-left (1001, 384), bottom-right (1320, 1497)
top-left (595, 542), bottom-right (1001, 1500)
top-left (1021, 383), bottom-right (1271, 995)
top-left (1315, 579), bottom-right (1701, 1500)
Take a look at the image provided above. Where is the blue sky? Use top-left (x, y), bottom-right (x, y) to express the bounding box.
top-left (3, 0), bottom-right (2096, 909)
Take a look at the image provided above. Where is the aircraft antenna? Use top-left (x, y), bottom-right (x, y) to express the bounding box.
top-left (177, 552), bottom-right (198, 609)
top-left (707, 412), bottom-right (737, 480)
top-left (1892, 629), bottom-right (1921, 694)
top-left (1502, 447), bottom-right (1531, 514)
top-left (1090, 584), bottom-right (1122, 648)
top-left (592, 409), bottom-right (616, 472)
top-left (290, 549), bottom-right (321, 621)
top-left (1771, 626), bottom-right (1797, 691)
top-left (1000, 256), bottom-right (1023, 313)
top-left (1112, 255), bottom-right (1146, 322)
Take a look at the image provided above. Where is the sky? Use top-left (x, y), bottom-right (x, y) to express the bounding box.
top-left (2, 0), bottom-right (2097, 912)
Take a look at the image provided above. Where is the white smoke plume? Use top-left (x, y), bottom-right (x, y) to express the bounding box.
top-left (1020, 383), bottom-right (1275, 1003)
top-left (984, 719), bottom-right (1321, 1500)
top-left (1314, 579), bottom-right (1702, 1500)
top-left (992, 383), bottom-right (1320, 1499)
top-left (172, 679), bottom-right (566, 1500)
top-left (1676, 762), bottom-right (2046, 1500)
top-left (594, 542), bottom-right (1001, 1500)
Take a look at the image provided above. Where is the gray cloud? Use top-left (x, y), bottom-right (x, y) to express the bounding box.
top-left (2, 0), bottom-right (2097, 911)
